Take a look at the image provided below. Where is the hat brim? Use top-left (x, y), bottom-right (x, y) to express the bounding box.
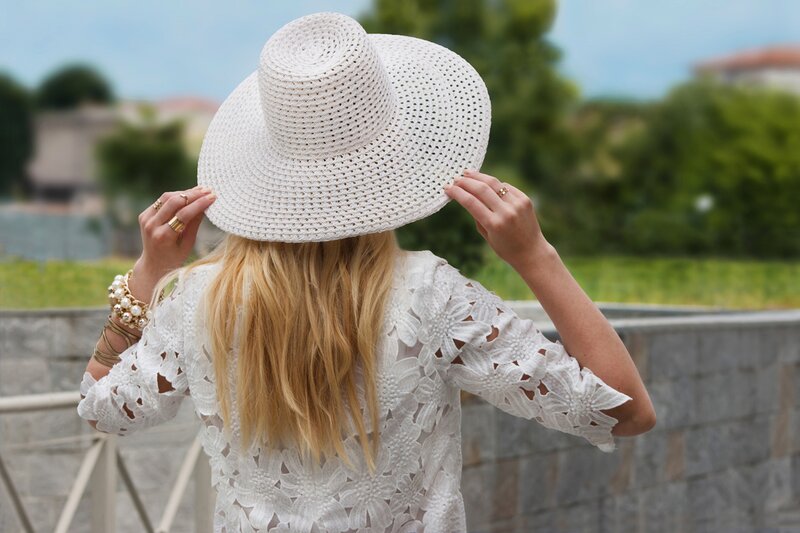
top-left (197, 33), bottom-right (492, 242)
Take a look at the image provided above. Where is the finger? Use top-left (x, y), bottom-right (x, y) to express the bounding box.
top-left (475, 219), bottom-right (488, 239)
top-left (152, 193), bottom-right (215, 245)
top-left (465, 169), bottom-right (527, 203)
top-left (464, 169), bottom-right (503, 190)
top-left (139, 186), bottom-right (204, 226)
top-left (444, 182), bottom-right (494, 229)
top-left (151, 187), bottom-right (212, 226)
top-left (171, 192), bottom-right (217, 229)
top-left (453, 175), bottom-right (508, 213)
top-left (177, 209), bottom-right (205, 251)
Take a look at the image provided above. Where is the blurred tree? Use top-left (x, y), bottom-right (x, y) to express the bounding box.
top-left (616, 79), bottom-right (800, 258)
top-left (0, 72), bottom-right (33, 198)
top-left (547, 98), bottom-right (647, 254)
top-left (96, 104), bottom-right (196, 238)
top-left (36, 63), bottom-right (114, 110)
top-left (359, 0), bottom-right (576, 273)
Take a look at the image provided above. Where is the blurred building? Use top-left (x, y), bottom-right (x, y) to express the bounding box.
top-left (117, 96), bottom-right (218, 156)
top-left (694, 44), bottom-right (800, 94)
top-left (1, 97), bottom-right (220, 260)
top-left (27, 104), bottom-right (118, 205)
top-left (26, 96), bottom-right (218, 204)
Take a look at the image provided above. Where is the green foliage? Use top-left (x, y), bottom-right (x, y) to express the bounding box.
top-left (36, 63), bottom-right (114, 110)
top-left (0, 72), bottom-right (33, 198)
top-left (358, 0), bottom-right (576, 273)
top-left (542, 98), bottom-right (647, 254)
top-left (95, 104), bottom-right (197, 227)
top-left (551, 81), bottom-right (800, 259)
top-left (616, 80), bottom-right (800, 257)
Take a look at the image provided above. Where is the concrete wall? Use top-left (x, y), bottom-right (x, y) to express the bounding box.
top-left (0, 201), bottom-right (224, 261)
top-left (462, 310), bottom-right (800, 533)
top-left (0, 205), bottom-right (113, 261)
top-left (0, 306), bottom-right (200, 533)
top-left (1, 305), bottom-right (799, 532)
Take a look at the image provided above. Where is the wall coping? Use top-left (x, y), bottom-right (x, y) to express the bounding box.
top-left (0, 300), bottom-right (749, 317)
top-left (2, 303), bottom-right (798, 334)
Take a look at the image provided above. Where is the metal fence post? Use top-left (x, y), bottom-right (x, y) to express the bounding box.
top-left (91, 434), bottom-right (117, 533)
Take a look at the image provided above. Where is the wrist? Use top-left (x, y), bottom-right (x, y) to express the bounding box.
top-left (509, 239), bottom-right (559, 274)
top-left (130, 257), bottom-right (165, 304)
top-left (135, 255), bottom-right (170, 277)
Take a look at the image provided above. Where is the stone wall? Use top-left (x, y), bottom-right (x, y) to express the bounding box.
top-left (0, 306), bottom-right (201, 533)
top-left (461, 310), bottom-right (800, 533)
top-left (1, 305), bottom-right (799, 532)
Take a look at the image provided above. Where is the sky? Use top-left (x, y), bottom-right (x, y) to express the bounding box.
top-left (1, 0), bottom-right (798, 103)
top-left (550, 0), bottom-right (800, 100)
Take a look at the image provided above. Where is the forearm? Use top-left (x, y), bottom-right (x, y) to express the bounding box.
top-left (84, 257), bottom-right (165, 382)
top-left (511, 242), bottom-right (656, 434)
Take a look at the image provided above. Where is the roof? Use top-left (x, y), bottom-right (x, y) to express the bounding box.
top-left (695, 44), bottom-right (800, 74)
top-left (153, 96), bottom-right (220, 114)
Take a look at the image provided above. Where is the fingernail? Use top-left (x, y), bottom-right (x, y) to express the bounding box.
top-left (208, 193), bottom-right (217, 200)
top-left (463, 169), bottom-right (472, 175)
top-left (444, 183), bottom-right (451, 189)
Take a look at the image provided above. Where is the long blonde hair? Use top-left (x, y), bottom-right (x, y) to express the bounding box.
top-left (149, 230), bottom-right (401, 474)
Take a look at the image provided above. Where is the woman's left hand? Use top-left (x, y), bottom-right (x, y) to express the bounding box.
top-left (136, 185), bottom-right (217, 278)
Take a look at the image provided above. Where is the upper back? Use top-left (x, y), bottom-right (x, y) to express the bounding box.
top-left (178, 247), bottom-right (455, 426)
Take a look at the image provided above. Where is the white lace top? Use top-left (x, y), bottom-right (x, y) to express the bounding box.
top-left (78, 249), bottom-right (632, 532)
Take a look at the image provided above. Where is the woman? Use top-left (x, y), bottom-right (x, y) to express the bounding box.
top-left (78, 11), bottom-right (655, 532)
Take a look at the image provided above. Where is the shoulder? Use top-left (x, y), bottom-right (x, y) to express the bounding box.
top-left (166, 262), bottom-right (223, 340)
top-left (401, 249), bottom-right (450, 271)
top-left (411, 249), bottom-right (464, 284)
top-left (183, 261), bottom-right (223, 286)
top-left (400, 249), bottom-right (467, 312)
top-left (169, 261), bottom-right (223, 305)
top-left (399, 249), bottom-right (450, 286)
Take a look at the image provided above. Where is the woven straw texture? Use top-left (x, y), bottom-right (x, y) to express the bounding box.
top-left (197, 11), bottom-right (492, 242)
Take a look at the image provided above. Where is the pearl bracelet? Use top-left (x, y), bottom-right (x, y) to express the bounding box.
top-left (107, 269), bottom-right (154, 331)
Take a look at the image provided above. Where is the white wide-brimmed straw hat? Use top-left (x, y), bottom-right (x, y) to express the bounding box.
top-left (197, 11), bottom-right (491, 242)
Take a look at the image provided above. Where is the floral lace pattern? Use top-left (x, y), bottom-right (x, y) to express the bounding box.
top-left (77, 249), bottom-right (632, 532)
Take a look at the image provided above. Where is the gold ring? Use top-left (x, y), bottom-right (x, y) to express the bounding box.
top-left (179, 193), bottom-right (189, 206)
top-left (497, 186), bottom-right (509, 198)
top-left (152, 199), bottom-right (163, 211)
top-left (167, 215), bottom-right (186, 234)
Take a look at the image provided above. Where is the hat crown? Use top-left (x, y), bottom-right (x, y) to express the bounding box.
top-left (258, 12), bottom-right (397, 160)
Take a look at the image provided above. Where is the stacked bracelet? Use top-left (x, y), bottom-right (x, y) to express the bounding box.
top-left (107, 269), bottom-right (154, 331)
top-left (94, 268), bottom-right (156, 368)
top-left (92, 314), bottom-right (143, 368)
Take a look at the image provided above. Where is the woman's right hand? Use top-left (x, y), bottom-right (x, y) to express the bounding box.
top-left (443, 169), bottom-right (553, 269)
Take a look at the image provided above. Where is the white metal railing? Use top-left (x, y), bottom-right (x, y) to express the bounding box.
top-left (0, 391), bottom-right (214, 533)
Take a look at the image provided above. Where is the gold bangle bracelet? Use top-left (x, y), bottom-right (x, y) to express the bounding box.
top-left (99, 325), bottom-right (129, 357)
top-left (105, 314), bottom-right (142, 345)
top-left (92, 315), bottom-right (141, 368)
top-left (92, 346), bottom-right (122, 368)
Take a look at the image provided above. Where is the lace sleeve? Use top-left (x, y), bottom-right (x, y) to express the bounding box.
top-left (417, 259), bottom-right (633, 452)
top-left (77, 272), bottom-right (190, 436)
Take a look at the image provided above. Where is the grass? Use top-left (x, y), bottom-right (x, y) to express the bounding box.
top-left (469, 251), bottom-right (800, 311)
top-left (0, 253), bottom-right (798, 310)
top-left (0, 255), bottom-right (135, 309)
